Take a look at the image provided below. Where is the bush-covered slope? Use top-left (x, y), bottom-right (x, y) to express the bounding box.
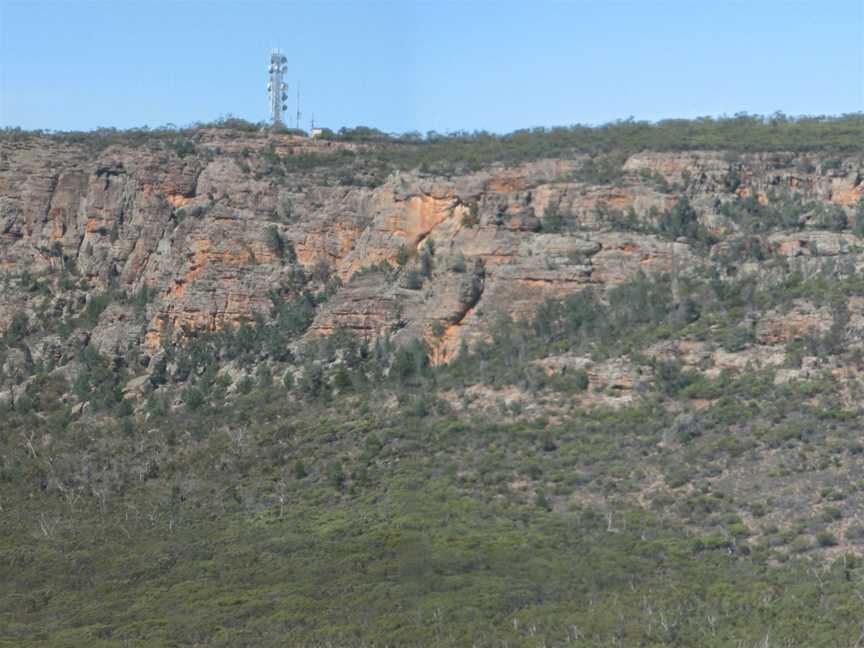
top-left (5, 263), bottom-right (864, 646)
top-left (2, 119), bottom-right (864, 646)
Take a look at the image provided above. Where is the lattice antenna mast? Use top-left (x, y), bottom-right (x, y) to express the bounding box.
top-left (267, 49), bottom-right (289, 127)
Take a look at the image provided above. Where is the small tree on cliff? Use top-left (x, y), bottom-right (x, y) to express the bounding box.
top-left (402, 269), bottom-right (423, 290)
top-left (395, 244), bottom-right (411, 267)
top-left (266, 225), bottom-right (285, 258)
top-left (854, 199), bottom-right (864, 236)
top-left (541, 202), bottom-right (564, 233)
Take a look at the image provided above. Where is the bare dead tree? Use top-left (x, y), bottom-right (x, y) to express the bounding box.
top-left (38, 512), bottom-right (60, 538)
top-left (854, 620), bottom-right (864, 648)
top-left (226, 426), bottom-right (247, 454)
top-left (91, 485), bottom-right (108, 516)
top-left (706, 612), bottom-right (718, 637)
top-left (274, 479), bottom-right (288, 518)
top-left (64, 490), bottom-right (81, 512)
top-left (20, 430), bottom-right (38, 459)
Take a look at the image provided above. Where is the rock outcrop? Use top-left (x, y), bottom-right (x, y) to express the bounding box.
top-left (1, 129), bottom-right (862, 376)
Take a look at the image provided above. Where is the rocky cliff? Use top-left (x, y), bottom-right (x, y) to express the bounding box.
top-left (1, 129), bottom-right (863, 396)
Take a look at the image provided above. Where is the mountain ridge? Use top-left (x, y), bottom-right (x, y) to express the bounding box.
top-left (3, 122), bottom-right (864, 646)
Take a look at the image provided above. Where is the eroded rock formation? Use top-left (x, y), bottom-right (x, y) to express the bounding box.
top-left (1, 130), bottom-right (862, 374)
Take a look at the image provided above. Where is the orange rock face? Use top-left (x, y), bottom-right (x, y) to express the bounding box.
top-left (0, 132), bottom-right (862, 361)
top-left (832, 182), bottom-right (863, 207)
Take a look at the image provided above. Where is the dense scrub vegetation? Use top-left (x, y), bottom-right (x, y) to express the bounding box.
top-left (3, 361), bottom-right (864, 647)
top-left (3, 113), bottom-right (862, 168)
top-left (336, 113), bottom-right (864, 172)
top-left (4, 251), bottom-right (864, 645)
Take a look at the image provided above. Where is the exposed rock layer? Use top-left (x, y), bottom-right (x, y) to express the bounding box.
top-left (1, 132), bottom-right (862, 367)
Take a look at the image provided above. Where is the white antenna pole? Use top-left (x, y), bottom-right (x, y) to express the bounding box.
top-left (296, 84), bottom-right (301, 130)
top-left (267, 49), bottom-right (288, 127)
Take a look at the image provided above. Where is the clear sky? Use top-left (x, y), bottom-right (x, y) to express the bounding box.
top-left (1, 0), bottom-right (862, 133)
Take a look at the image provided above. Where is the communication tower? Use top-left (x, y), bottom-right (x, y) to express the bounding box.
top-left (267, 50), bottom-right (289, 127)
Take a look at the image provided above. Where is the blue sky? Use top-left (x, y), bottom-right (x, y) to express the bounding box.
top-left (1, 0), bottom-right (862, 133)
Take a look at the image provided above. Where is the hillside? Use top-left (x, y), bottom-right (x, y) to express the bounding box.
top-left (2, 118), bottom-right (864, 646)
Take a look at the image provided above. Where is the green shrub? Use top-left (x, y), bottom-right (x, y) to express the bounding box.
top-left (183, 386), bottom-right (205, 410)
top-left (657, 197), bottom-right (714, 246)
top-left (790, 536), bottom-right (815, 553)
top-left (720, 325), bottom-right (756, 352)
top-left (540, 202), bottom-right (564, 233)
top-left (534, 490), bottom-right (552, 510)
top-left (402, 269), bottom-right (423, 290)
top-left (265, 225), bottom-right (285, 258)
top-left (816, 531), bottom-right (838, 547)
top-left (822, 506), bottom-right (842, 522)
top-left (327, 461), bottom-right (346, 490)
top-left (461, 202), bottom-right (480, 227)
top-left (820, 158), bottom-right (842, 174)
top-left (3, 312), bottom-right (28, 345)
top-left (815, 204), bottom-right (848, 231)
top-left (419, 249), bottom-right (434, 278)
top-left (395, 244), bottom-right (411, 267)
top-left (256, 364), bottom-right (273, 388)
top-left (573, 368), bottom-right (589, 391)
top-left (575, 154), bottom-right (626, 185)
top-left (845, 524), bottom-right (864, 544)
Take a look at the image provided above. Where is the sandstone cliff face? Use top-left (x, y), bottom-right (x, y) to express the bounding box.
top-left (1, 130), bottom-right (862, 377)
